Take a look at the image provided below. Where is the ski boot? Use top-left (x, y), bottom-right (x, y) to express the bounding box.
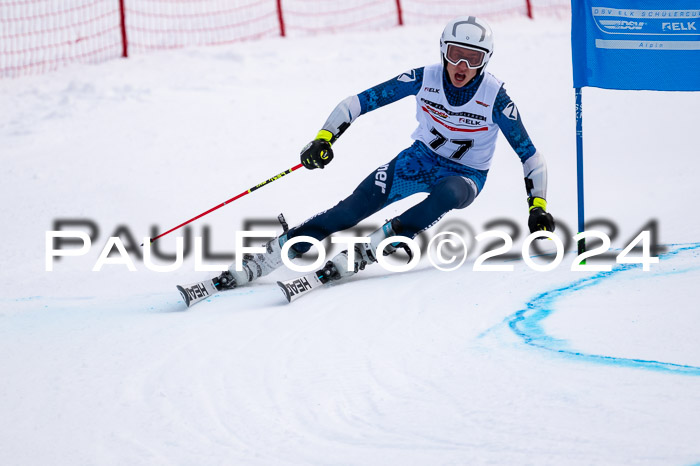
top-left (225, 214), bottom-right (301, 288)
top-left (323, 218), bottom-right (412, 281)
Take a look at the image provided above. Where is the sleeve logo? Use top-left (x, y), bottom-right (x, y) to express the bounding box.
top-left (503, 102), bottom-right (519, 121)
top-left (397, 70), bottom-right (416, 82)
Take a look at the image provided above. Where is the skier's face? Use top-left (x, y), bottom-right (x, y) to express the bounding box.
top-left (446, 61), bottom-right (478, 88)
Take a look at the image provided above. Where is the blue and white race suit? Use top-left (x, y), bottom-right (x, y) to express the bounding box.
top-left (288, 64), bottom-right (548, 246)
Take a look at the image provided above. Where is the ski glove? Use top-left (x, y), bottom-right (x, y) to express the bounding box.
top-left (300, 130), bottom-right (334, 170)
top-left (528, 197), bottom-right (555, 235)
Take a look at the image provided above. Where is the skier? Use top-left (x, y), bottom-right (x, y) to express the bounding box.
top-left (218, 15), bottom-right (555, 289)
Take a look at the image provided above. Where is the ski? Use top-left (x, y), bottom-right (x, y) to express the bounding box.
top-left (277, 269), bottom-right (330, 303)
top-left (177, 262), bottom-right (336, 308)
top-left (176, 279), bottom-right (221, 308)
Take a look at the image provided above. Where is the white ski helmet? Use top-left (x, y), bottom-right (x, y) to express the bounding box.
top-left (440, 16), bottom-right (494, 70)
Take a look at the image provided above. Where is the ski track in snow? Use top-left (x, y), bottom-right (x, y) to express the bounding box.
top-left (2, 246), bottom-right (700, 464)
top-left (8, 243), bottom-right (700, 378)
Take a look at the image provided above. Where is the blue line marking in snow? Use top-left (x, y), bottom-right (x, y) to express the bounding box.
top-left (508, 242), bottom-right (700, 376)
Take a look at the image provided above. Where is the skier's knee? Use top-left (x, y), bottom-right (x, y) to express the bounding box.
top-left (431, 177), bottom-right (476, 210)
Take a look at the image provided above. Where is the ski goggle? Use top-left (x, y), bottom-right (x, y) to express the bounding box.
top-left (444, 43), bottom-right (486, 69)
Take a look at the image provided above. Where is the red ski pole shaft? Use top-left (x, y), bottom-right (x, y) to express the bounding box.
top-left (145, 163), bottom-right (304, 245)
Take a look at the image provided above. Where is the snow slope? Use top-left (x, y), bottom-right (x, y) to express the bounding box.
top-left (1, 17), bottom-right (700, 465)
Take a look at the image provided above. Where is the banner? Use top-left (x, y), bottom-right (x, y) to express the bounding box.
top-left (572, 0), bottom-right (700, 90)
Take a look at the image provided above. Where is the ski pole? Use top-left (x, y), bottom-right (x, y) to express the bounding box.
top-left (144, 163), bottom-right (304, 245)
